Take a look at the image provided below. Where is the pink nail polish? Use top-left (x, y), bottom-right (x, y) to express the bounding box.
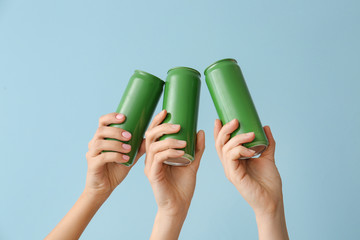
top-left (122, 144), bottom-right (131, 150)
top-left (171, 124), bottom-right (180, 129)
top-left (122, 155), bottom-right (130, 160)
top-left (116, 114), bottom-right (124, 120)
top-left (122, 131), bottom-right (132, 139)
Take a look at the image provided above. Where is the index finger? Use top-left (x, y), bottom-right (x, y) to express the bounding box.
top-left (147, 110), bottom-right (167, 130)
top-left (191, 130), bottom-right (206, 171)
top-left (215, 119), bottom-right (239, 149)
top-left (214, 119), bottom-right (222, 140)
top-left (98, 112), bottom-right (126, 127)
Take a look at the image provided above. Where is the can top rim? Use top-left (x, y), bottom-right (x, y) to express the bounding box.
top-left (135, 70), bottom-right (164, 83)
top-left (167, 67), bottom-right (201, 76)
top-left (204, 58), bottom-right (237, 74)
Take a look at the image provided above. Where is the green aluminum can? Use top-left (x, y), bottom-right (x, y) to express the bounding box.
top-left (204, 58), bottom-right (268, 159)
top-left (108, 70), bottom-right (164, 166)
top-left (160, 67), bottom-right (201, 166)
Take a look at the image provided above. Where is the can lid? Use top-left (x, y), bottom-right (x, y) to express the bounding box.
top-left (204, 58), bottom-right (237, 74)
top-left (167, 66), bottom-right (201, 76)
top-left (164, 153), bottom-right (193, 166)
top-left (135, 70), bottom-right (164, 83)
top-left (239, 144), bottom-right (267, 160)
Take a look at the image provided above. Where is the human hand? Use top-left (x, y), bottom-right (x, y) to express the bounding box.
top-left (145, 110), bottom-right (205, 215)
top-left (214, 119), bottom-right (282, 216)
top-left (144, 110), bottom-right (205, 240)
top-left (46, 112), bottom-right (146, 240)
top-left (214, 119), bottom-right (288, 240)
top-left (84, 113), bottom-right (145, 198)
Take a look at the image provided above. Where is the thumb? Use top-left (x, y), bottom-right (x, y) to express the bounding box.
top-left (133, 139), bottom-right (146, 165)
top-left (191, 130), bottom-right (205, 171)
top-left (259, 126), bottom-right (276, 162)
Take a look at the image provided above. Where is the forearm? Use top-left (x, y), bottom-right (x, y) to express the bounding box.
top-left (255, 202), bottom-right (289, 240)
top-left (150, 210), bottom-right (188, 240)
top-left (45, 191), bottom-right (109, 240)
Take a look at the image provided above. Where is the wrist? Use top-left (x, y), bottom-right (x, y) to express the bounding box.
top-left (150, 210), bottom-right (188, 240)
top-left (255, 201), bottom-right (289, 240)
top-left (82, 188), bottom-right (111, 205)
top-left (254, 197), bottom-right (284, 218)
top-left (157, 206), bottom-right (189, 219)
top-left (157, 202), bottom-right (190, 218)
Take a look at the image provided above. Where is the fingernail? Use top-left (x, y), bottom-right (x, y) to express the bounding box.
top-left (122, 144), bottom-right (131, 150)
top-left (176, 150), bottom-right (184, 155)
top-left (116, 114), bottom-right (125, 120)
top-left (122, 131), bottom-right (132, 139)
top-left (122, 155), bottom-right (130, 160)
top-left (171, 124), bottom-right (180, 129)
top-left (246, 132), bottom-right (254, 137)
top-left (176, 140), bottom-right (186, 145)
top-left (231, 119), bottom-right (237, 123)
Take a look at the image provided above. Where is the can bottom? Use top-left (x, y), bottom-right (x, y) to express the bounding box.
top-left (164, 153), bottom-right (193, 167)
top-left (239, 144), bottom-right (268, 160)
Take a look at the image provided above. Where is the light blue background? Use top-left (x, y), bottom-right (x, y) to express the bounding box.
top-left (1, 0), bottom-right (359, 239)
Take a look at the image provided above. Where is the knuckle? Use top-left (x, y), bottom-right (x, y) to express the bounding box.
top-left (155, 152), bottom-right (165, 162)
top-left (99, 114), bottom-right (107, 123)
top-left (153, 154), bottom-right (160, 163)
top-left (145, 142), bottom-right (151, 152)
top-left (97, 126), bottom-right (105, 136)
top-left (215, 139), bottom-right (221, 149)
top-left (92, 131), bottom-right (101, 142)
top-left (154, 114), bottom-right (161, 121)
top-left (93, 139), bottom-right (102, 148)
top-left (222, 144), bottom-right (229, 153)
top-left (224, 151), bottom-right (230, 160)
top-left (222, 148), bottom-right (228, 158)
top-left (148, 143), bottom-right (156, 154)
top-left (226, 150), bottom-right (234, 160)
top-left (144, 131), bottom-right (151, 140)
top-left (88, 140), bottom-right (93, 149)
top-left (98, 153), bottom-right (106, 162)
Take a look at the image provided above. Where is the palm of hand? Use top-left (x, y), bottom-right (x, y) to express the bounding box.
top-left (151, 164), bottom-right (197, 212)
top-left (105, 163), bottom-right (131, 190)
top-left (86, 146), bottom-right (145, 195)
top-left (231, 155), bottom-right (282, 214)
top-left (86, 162), bottom-right (130, 195)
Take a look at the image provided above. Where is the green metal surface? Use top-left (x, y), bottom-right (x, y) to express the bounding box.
top-left (109, 70), bottom-right (164, 166)
top-left (205, 59), bottom-right (268, 156)
top-left (160, 67), bottom-right (201, 166)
